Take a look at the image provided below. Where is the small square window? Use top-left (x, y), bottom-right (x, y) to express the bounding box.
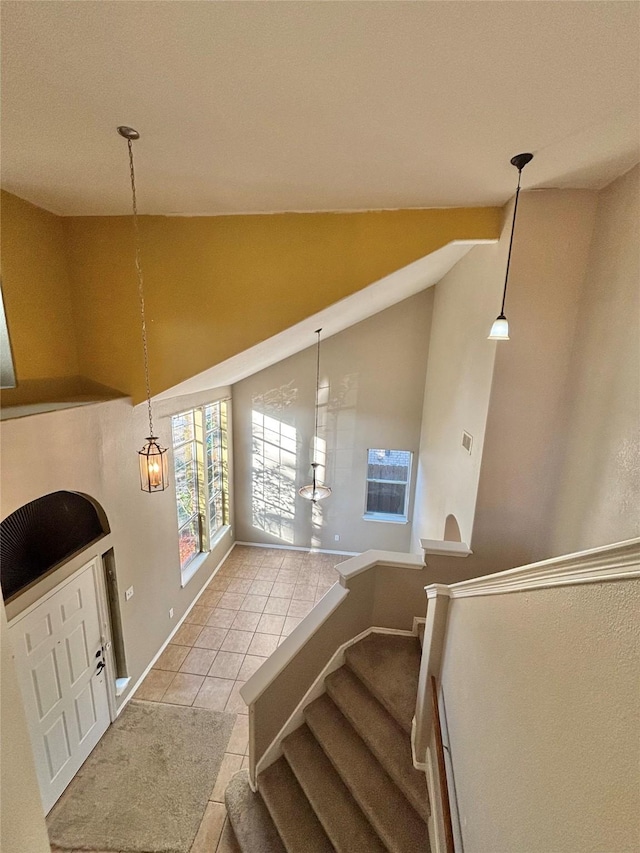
top-left (364, 449), bottom-right (412, 522)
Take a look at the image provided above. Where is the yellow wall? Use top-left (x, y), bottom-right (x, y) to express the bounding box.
top-left (63, 207), bottom-right (500, 401)
top-left (1, 190), bottom-right (79, 382)
top-left (1, 189), bottom-right (500, 403)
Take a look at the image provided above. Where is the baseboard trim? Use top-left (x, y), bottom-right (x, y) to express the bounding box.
top-left (235, 540), bottom-right (359, 557)
top-left (254, 625), bottom-right (417, 783)
top-left (115, 540), bottom-right (235, 716)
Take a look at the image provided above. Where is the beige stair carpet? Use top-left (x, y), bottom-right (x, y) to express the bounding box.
top-left (226, 632), bottom-right (430, 853)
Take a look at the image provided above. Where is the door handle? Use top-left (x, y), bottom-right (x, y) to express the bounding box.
top-left (96, 661), bottom-right (106, 675)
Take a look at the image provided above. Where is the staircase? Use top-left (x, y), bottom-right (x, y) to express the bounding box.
top-left (225, 632), bottom-right (430, 852)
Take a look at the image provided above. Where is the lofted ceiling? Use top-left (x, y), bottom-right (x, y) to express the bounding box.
top-left (1, 1), bottom-right (638, 217)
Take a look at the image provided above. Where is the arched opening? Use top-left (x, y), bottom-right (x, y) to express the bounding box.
top-left (443, 513), bottom-right (462, 543)
top-left (0, 491), bottom-right (109, 600)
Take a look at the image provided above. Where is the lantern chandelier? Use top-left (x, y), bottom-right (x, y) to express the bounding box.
top-left (488, 152), bottom-right (534, 341)
top-left (118, 126), bottom-right (169, 492)
top-left (299, 329), bottom-right (332, 503)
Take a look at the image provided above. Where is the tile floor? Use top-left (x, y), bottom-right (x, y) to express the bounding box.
top-left (52, 545), bottom-right (344, 853)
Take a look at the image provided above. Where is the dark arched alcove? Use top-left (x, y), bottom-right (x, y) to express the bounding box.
top-left (1, 491), bottom-right (109, 600)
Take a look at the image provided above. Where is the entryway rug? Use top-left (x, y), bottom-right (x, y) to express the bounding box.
top-left (47, 700), bottom-right (235, 853)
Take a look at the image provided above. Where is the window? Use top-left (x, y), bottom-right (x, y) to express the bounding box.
top-left (364, 448), bottom-right (412, 522)
top-left (171, 401), bottom-right (229, 577)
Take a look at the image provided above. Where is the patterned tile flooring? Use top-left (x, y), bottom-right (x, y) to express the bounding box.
top-left (50, 545), bottom-right (345, 853)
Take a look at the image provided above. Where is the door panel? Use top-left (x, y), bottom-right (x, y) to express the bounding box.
top-left (25, 612), bottom-right (54, 652)
top-left (66, 622), bottom-right (90, 684)
top-left (44, 715), bottom-right (72, 778)
top-left (33, 650), bottom-right (63, 717)
top-left (75, 680), bottom-right (98, 741)
top-left (9, 559), bottom-right (111, 813)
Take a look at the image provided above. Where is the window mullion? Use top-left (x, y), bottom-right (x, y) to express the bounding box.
top-left (194, 407), bottom-right (209, 552)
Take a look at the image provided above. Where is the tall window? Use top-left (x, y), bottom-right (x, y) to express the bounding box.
top-left (364, 448), bottom-right (412, 522)
top-left (171, 401), bottom-right (229, 577)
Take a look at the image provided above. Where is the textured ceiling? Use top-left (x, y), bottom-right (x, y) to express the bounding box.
top-left (1, 1), bottom-right (639, 216)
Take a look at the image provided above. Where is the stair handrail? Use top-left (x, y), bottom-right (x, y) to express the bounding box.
top-left (431, 675), bottom-right (455, 853)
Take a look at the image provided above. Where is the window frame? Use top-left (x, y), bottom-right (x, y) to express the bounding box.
top-left (171, 400), bottom-right (229, 583)
top-left (363, 448), bottom-right (413, 524)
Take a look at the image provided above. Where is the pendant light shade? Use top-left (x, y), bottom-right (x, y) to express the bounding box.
top-left (299, 463), bottom-right (332, 503)
top-left (139, 436), bottom-right (170, 492)
top-left (118, 125), bottom-right (169, 492)
top-left (489, 152), bottom-right (533, 341)
top-left (299, 330), bottom-right (331, 504)
top-left (488, 313), bottom-right (509, 341)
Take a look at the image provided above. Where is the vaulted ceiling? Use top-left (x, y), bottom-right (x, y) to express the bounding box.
top-left (1, 1), bottom-right (638, 216)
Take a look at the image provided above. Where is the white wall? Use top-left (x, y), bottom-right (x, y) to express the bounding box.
top-left (440, 579), bottom-right (640, 853)
top-left (413, 189), bottom-right (600, 579)
top-left (550, 166), bottom-right (640, 553)
top-left (232, 291), bottom-right (434, 553)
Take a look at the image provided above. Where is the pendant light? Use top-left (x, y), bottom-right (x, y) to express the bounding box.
top-left (299, 329), bottom-right (332, 503)
top-left (118, 126), bottom-right (169, 492)
top-left (488, 152), bottom-right (534, 341)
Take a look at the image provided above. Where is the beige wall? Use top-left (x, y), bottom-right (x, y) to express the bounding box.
top-left (0, 602), bottom-right (51, 853)
top-left (413, 189), bottom-right (600, 581)
top-left (411, 229), bottom-right (506, 549)
top-left (252, 561), bottom-right (429, 767)
top-left (1, 386), bottom-right (233, 694)
top-left (440, 580), bottom-right (640, 852)
top-left (232, 291), bottom-right (434, 553)
top-left (550, 166), bottom-right (640, 553)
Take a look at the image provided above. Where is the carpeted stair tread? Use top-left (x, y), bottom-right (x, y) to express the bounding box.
top-left (345, 633), bottom-right (421, 734)
top-left (260, 757), bottom-right (333, 853)
top-left (326, 665), bottom-right (430, 822)
top-left (305, 694), bottom-right (428, 853)
top-left (225, 769), bottom-right (286, 853)
top-left (283, 725), bottom-right (387, 853)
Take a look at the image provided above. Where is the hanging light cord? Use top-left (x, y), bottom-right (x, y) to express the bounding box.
top-left (126, 137), bottom-right (154, 438)
top-left (500, 167), bottom-right (524, 316)
top-left (313, 328), bottom-right (321, 456)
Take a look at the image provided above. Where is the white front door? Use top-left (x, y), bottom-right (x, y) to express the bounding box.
top-left (9, 558), bottom-right (111, 813)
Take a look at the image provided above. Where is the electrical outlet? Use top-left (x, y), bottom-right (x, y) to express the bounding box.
top-left (125, 586), bottom-right (134, 601)
top-left (334, 534), bottom-right (340, 542)
top-left (169, 608), bottom-right (174, 619)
